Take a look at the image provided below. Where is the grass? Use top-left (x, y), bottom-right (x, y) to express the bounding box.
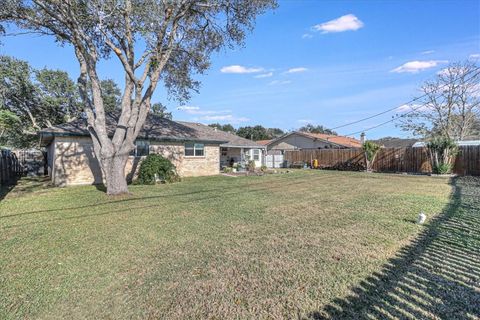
top-left (0, 170), bottom-right (477, 319)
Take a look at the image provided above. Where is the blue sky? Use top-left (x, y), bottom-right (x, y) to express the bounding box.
top-left (1, 0), bottom-right (479, 139)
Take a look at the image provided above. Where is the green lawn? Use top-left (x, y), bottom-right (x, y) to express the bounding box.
top-left (0, 171), bottom-right (478, 319)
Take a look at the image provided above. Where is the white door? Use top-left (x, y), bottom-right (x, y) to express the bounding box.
top-left (266, 154), bottom-right (284, 168)
top-left (251, 149), bottom-right (262, 168)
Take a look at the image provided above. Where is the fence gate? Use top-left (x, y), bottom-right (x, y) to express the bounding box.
top-left (14, 149), bottom-right (46, 176)
top-left (266, 154), bottom-right (284, 168)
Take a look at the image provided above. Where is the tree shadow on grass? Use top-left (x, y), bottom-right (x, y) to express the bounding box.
top-left (0, 176), bottom-right (53, 202)
top-left (0, 180), bottom-right (18, 202)
top-left (1, 171), bottom-right (332, 220)
top-left (307, 176), bottom-right (480, 319)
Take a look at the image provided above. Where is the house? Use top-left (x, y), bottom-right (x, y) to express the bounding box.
top-left (261, 131), bottom-right (362, 168)
top-left (264, 131), bottom-right (362, 155)
top-left (39, 113), bottom-right (265, 186)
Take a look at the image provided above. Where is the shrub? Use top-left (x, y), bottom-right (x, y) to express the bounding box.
top-left (137, 154), bottom-right (180, 184)
top-left (427, 137), bottom-right (458, 174)
top-left (223, 167), bottom-right (233, 173)
top-left (433, 163), bottom-right (453, 174)
top-left (247, 160), bottom-right (256, 172)
top-left (260, 165), bottom-right (267, 172)
top-left (362, 141), bottom-right (381, 171)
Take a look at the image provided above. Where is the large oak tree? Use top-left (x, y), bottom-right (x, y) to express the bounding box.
top-left (1, 0), bottom-right (276, 194)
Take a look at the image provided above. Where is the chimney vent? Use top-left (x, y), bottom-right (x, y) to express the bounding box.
top-left (360, 132), bottom-right (366, 144)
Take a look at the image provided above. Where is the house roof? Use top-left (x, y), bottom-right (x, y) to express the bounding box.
top-left (256, 139), bottom-right (272, 146)
top-left (297, 131), bottom-right (362, 148)
top-left (39, 113), bottom-right (262, 148)
top-left (370, 138), bottom-right (418, 148)
top-left (177, 122), bottom-right (265, 148)
top-left (261, 131), bottom-right (362, 149)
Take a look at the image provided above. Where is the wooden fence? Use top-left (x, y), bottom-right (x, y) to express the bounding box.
top-left (1, 151), bottom-right (23, 186)
top-left (284, 146), bottom-right (480, 176)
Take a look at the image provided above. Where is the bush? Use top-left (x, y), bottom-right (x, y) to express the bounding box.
top-left (137, 154), bottom-right (180, 184)
top-left (427, 137), bottom-right (458, 174)
top-left (247, 160), bottom-right (256, 172)
top-left (260, 165), bottom-right (267, 172)
top-left (433, 163), bottom-right (453, 174)
top-left (362, 141), bottom-right (381, 171)
top-left (223, 167), bottom-right (233, 173)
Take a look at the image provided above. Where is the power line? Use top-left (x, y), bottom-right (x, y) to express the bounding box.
top-left (344, 95), bottom-right (480, 137)
top-left (330, 65), bottom-right (480, 131)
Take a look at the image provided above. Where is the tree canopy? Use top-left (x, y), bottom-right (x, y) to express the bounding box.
top-left (208, 123), bottom-right (236, 133)
top-left (0, 55), bottom-right (171, 148)
top-left (398, 61), bottom-right (480, 140)
top-left (236, 125), bottom-right (284, 141)
top-left (0, 55), bottom-right (82, 147)
top-left (298, 123), bottom-right (337, 135)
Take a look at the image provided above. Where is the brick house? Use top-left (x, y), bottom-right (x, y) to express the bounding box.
top-left (39, 113), bottom-right (265, 186)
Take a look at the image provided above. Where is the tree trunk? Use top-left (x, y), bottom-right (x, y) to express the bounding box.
top-left (103, 153), bottom-right (129, 195)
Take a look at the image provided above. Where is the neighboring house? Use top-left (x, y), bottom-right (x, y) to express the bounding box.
top-left (261, 131), bottom-right (362, 168)
top-left (256, 139), bottom-right (272, 146)
top-left (264, 131), bottom-right (362, 155)
top-left (184, 122), bottom-right (265, 169)
top-left (412, 140), bottom-right (480, 147)
top-left (39, 113), bottom-right (265, 186)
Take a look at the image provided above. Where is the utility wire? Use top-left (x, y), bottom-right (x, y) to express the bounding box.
top-left (330, 65), bottom-right (480, 131)
top-left (344, 99), bottom-right (480, 137)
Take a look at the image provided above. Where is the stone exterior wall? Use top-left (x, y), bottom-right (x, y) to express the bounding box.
top-left (51, 136), bottom-right (220, 186)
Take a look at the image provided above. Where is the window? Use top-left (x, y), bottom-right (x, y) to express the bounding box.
top-left (130, 140), bottom-right (150, 157)
top-left (185, 142), bottom-right (204, 157)
top-left (253, 149), bottom-right (260, 161)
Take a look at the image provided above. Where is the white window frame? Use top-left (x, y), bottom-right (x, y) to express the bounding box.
top-left (253, 149), bottom-right (260, 161)
top-left (131, 140), bottom-right (150, 157)
top-left (185, 142), bottom-right (205, 157)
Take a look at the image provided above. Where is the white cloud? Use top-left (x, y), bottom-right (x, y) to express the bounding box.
top-left (391, 60), bottom-right (448, 73)
top-left (469, 53), bottom-right (480, 59)
top-left (268, 80), bottom-right (292, 86)
top-left (177, 105), bottom-right (230, 115)
top-left (313, 14), bottom-right (364, 34)
top-left (177, 105), bottom-right (200, 111)
top-left (286, 67), bottom-right (308, 74)
top-left (220, 65), bottom-right (263, 74)
top-left (199, 115), bottom-right (250, 123)
top-left (302, 33), bottom-right (313, 39)
top-left (421, 50), bottom-right (435, 55)
top-left (254, 72), bottom-right (273, 78)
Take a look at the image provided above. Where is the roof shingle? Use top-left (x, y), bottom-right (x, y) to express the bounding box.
top-left (40, 113), bottom-right (263, 148)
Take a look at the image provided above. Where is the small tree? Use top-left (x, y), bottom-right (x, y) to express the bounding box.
top-left (362, 141), bottom-right (380, 172)
top-left (398, 61), bottom-right (480, 140)
top-left (426, 137), bottom-right (458, 174)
